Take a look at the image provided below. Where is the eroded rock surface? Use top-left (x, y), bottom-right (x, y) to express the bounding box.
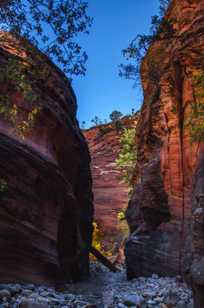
top-left (125, 0), bottom-right (204, 306)
top-left (0, 32), bottom-right (93, 285)
top-left (84, 116), bottom-right (137, 254)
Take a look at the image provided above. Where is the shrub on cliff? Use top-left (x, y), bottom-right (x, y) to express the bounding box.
top-left (116, 128), bottom-right (137, 189)
top-left (119, 0), bottom-right (172, 84)
top-left (0, 57), bottom-right (40, 138)
top-left (109, 110), bottom-right (123, 123)
top-left (109, 110), bottom-right (123, 132)
top-left (185, 72), bottom-right (204, 142)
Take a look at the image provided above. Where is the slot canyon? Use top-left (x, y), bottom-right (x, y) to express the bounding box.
top-left (83, 114), bottom-right (138, 256)
top-left (0, 0), bottom-right (203, 307)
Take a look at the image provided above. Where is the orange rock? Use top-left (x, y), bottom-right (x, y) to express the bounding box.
top-left (0, 32), bottom-right (93, 284)
top-left (84, 116), bottom-right (138, 255)
top-left (125, 1), bottom-right (204, 305)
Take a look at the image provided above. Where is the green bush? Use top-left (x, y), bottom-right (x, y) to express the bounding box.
top-left (0, 58), bottom-right (40, 138)
top-left (185, 72), bottom-right (204, 142)
top-left (116, 128), bottom-right (137, 188)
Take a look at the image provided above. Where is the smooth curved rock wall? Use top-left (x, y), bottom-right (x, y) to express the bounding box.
top-left (0, 32), bottom-right (93, 285)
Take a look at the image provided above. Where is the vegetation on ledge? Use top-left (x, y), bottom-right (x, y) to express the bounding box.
top-left (116, 128), bottom-right (137, 190)
top-left (0, 57), bottom-right (40, 138)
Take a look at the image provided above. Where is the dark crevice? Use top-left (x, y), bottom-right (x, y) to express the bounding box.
top-left (173, 59), bottom-right (185, 275)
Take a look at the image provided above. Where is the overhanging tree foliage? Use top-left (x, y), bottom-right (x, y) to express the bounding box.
top-left (0, 0), bottom-right (93, 78)
top-left (119, 0), bottom-right (172, 84)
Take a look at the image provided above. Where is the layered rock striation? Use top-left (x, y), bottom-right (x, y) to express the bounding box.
top-left (84, 116), bottom-right (137, 253)
top-left (125, 0), bottom-right (204, 305)
top-left (0, 32), bottom-right (93, 285)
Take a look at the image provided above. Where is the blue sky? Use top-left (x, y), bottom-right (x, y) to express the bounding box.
top-left (72, 0), bottom-right (160, 128)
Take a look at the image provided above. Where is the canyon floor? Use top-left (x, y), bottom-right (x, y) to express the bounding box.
top-left (0, 262), bottom-right (193, 308)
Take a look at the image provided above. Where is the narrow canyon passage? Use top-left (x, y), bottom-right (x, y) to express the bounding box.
top-left (0, 1), bottom-right (204, 307)
top-left (83, 115), bottom-right (138, 255)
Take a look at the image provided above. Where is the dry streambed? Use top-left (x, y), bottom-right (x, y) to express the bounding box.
top-left (0, 263), bottom-right (193, 308)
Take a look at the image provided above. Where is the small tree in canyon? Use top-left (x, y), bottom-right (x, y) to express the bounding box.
top-left (116, 128), bottom-right (137, 190)
top-left (119, 0), bottom-right (172, 84)
top-left (109, 110), bottom-right (123, 131)
top-left (109, 110), bottom-right (123, 123)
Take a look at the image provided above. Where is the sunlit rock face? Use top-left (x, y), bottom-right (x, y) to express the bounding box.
top-left (125, 0), bottom-right (204, 305)
top-left (84, 116), bottom-right (138, 255)
top-left (0, 32), bottom-right (93, 285)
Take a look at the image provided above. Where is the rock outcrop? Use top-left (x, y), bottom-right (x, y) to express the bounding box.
top-left (125, 0), bottom-right (204, 306)
top-left (0, 32), bottom-right (93, 285)
top-left (84, 116), bottom-right (137, 254)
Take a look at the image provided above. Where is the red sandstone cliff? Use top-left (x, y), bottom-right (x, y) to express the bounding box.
top-left (125, 0), bottom-right (204, 306)
top-left (84, 116), bottom-right (138, 253)
top-left (0, 32), bottom-right (93, 285)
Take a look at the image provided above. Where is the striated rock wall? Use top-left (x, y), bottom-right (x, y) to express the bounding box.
top-left (0, 33), bottom-right (93, 285)
top-left (84, 116), bottom-right (138, 253)
top-left (125, 0), bottom-right (204, 305)
top-left (190, 153), bottom-right (204, 307)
